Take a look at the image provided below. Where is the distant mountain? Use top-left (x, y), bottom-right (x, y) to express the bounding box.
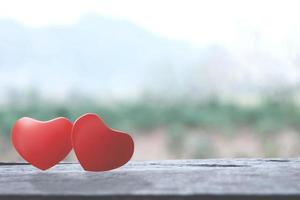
top-left (0, 14), bottom-right (299, 101)
top-left (0, 14), bottom-right (202, 100)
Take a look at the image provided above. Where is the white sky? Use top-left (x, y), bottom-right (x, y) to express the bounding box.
top-left (0, 0), bottom-right (300, 45)
top-left (1, 0), bottom-right (300, 98)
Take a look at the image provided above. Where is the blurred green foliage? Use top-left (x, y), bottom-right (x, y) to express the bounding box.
top-left (1, 92), bottom-right (300, 138)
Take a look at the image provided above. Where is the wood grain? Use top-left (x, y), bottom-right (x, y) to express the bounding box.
top-left (0, 159), bottom-right (299, 200)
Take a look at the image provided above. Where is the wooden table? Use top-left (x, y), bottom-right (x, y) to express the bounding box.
top-left (0, 159), bottom-right (299, 199)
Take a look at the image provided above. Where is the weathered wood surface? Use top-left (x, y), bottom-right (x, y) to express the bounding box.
top-left (0, 159), bottom-right (300, 200)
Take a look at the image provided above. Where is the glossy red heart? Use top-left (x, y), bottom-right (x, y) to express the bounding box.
top-left (11, 117), bottom-right (73, 170)
top-left (72, 113), bottom-right (134, 172)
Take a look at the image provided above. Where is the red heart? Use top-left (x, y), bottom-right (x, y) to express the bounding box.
top-left (72, 113), bottom-right (134, 171)
top-left (11, 117), bottom-right (73, 170)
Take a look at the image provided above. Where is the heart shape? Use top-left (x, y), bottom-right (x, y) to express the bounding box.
top-left (11, 117), bottom-right (73, 170)
top-left (72, 113), bottom-right (134, 171)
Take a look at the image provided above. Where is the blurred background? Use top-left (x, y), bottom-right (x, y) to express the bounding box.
top-left (1, 0), bottom-right (300, 161)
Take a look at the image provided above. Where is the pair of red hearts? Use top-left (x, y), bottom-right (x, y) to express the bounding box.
top-left (11, 113), bottom-right (134, 171)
